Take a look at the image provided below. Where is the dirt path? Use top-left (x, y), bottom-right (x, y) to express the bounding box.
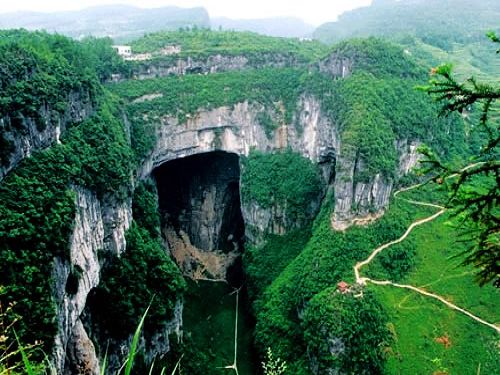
top-left (353, 172), bottom-right (500, 334)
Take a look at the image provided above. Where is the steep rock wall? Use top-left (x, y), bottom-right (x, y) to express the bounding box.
top-left (0, 90), bottom-right (94, 182)
top-left (130, 53), bottom-right (307, 80)
top-left (140, 94), bottom-right (420, 237)
top-left (141, 96), bottom-right (338, 244)
top-left (51, 187), bottom-right (132, 374)
top-left (332, 139), bottom-right (421, 230)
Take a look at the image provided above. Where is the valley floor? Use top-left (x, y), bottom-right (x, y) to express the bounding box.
top-left (360, 187), bottom-right (499, 374)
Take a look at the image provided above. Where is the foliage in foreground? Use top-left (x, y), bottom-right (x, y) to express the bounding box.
top-left (88, 181), bottom-right (185, 339)
top-left (419, 33), bottom-right (499, 286)
top-left (0, 94), bottom-right (133, 355)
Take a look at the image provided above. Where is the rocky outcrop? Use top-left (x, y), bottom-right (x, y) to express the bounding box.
top-left (130, 53), bottom-right (307, 80)
top-left (318, 54), bottom-right (353, 79)
top-left (64, 319), bottom-right (100, 375)
top-left (332, 139), bottom-right (422, 231)
top-left (91, 299), bottom-right (184, 374)
top-left (141, 96), bottom-right (337, 244)
top-left (396, 139), bottom-right (421, 176)
top-left (0, 90), bottom-right (94, 182)
top-left (51, 187), bottom-right (132, 374)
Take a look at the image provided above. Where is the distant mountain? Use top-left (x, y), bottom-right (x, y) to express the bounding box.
top-left (211, 17), bottom-right (314, 38)
top-left (312, 0), bottom-right (500, 80)
top-left (313, 0), bottom-right (500, 46)
top-left (0, 5), bottom-right (210, 42)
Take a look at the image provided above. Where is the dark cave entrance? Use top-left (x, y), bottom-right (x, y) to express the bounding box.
top-left (153, 151), bottom-right (245, 257)
top-left (153, 151), bottom-right (257, 373)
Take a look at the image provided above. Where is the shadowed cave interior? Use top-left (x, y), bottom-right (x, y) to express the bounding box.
top-left (153, 151), bottom-right (257, 373)
top-left (153, 151), bottom-right (246, 284)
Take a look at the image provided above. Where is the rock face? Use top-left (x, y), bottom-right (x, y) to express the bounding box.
top-left (155, 151), bottom-right (244, 253)
top-left (52, 185), bottom-right (183, 374)
top-left (331, 139), bottom-right (421, 230)
top-left (130, 53), bottom-right (307, 80)
top-left (0, 90), bottom-right (94, 182)
top-left (318, 54), bottom-right (353, 79)
top-left (140, 96), bottom-right (338, 244)
top-left (397, 139), bottom-right (421, 176)
top-left (64, 320), bottom-right (100, 375)
top-left (51, 187), bottom-right (132, 374)
top-left (46, 68), bottom-right (423, 374)
top-left (84, 299), bottom-right (184, 374)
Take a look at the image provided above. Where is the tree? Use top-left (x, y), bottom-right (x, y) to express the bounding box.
top-left (419, 32), bottom-right (499, 286)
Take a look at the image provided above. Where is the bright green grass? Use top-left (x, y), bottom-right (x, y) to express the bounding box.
top-left (367, 195), bottom-right (499, 374)
top-left (414, 39), bottom-right (500, 83)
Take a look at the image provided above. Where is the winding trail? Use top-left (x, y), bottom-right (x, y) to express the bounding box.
top-left (353, 167), bottom-right (500, 334)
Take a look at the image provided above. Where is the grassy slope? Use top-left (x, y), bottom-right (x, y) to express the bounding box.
top-left (365, 192), bottom-right (499, 374)
top-left (412, 39), bottom-right (500, 83)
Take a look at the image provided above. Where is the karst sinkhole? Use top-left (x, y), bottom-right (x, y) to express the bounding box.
top-left (153, 151), bottom-right (257, 372)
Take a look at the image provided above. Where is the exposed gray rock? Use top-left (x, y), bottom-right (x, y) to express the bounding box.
top-left (331, 139), bottom-right (421, 230)
top-left (140, 95), bottom-right (337, 245)
top-left (52, 187), bottom-right (104, 373)
top-left (129, 53), bottom-right (306, 80)
top-left (64, 319), bottom-right (100, 375)
top-left (318, 54), bottom-right (353, 78)
top-left (51, 187), bottom-right (132, 374)
top-left (0, 90), bottom-right (93, 182)
top-left (94, 299), bottom-right (184, 374)
top-left (396, 138), bottom-right (421, 176)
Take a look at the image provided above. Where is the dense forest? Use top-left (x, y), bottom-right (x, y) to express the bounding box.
top-left (0, 1), bottom-right (498, 374)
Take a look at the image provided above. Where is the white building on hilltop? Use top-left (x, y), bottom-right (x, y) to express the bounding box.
top-left (112, 45), bottom-right (132, 57)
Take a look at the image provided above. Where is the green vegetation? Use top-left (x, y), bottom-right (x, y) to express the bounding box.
top-left (313, 0), bottom-right (500, 49)
top-left (367, 197), bottom-right (499, 373)
top-left (244, 226), bottom-right (312, 303)
top-left (0, 93), bottom-right (133, 353)
top-left (111, 67), bottom-right (305, 122)
top-left (80, 36), bottom-right (132, 81)
top-left (171, 281), bottom-right (256, 374)
top-left (241, 150), bottom-right (322, 222)
top-left (0, 30), bottom-right (100, 167)
top-left (302, 289), bottom-right (391, 374)
top-left (325, 37), bottom-right (427, 78)
top-left (111, 68), bottom-right (307, 162)
top-left (0, 30), bottom-right (99, 119)
top-left (130, 28), bottom-right (328, 63)
top-left (89, 181), bottom-right (185, 339)
top-left (418, 36), bottom-right (500, 286)
top-left (114, 38), bottom-right (466, 177)
top-left (251, 194), bottom-right (425, 373)
top-left (1, 26), bottom-right (496, 374)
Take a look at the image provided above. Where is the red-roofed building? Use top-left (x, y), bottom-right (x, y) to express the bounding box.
top-left (337, 281), bottom-right (350, 294)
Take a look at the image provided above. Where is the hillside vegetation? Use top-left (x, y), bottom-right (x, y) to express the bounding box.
top-left (314, 0), bottom-right (500, 81)
top-left (0, 26), bottom-right (497, 375)
top-left (130, 28), bottom-right (328, 63)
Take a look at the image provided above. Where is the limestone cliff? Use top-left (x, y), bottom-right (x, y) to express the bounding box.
top-left (51, 187), bottom-right (132, 373)
top-left (0, 90), bottom-right (94, 182)
top-left (129, 53), bottom-right (307, 80)
top-left (52, 183), bottom-right (186, 374)
top-left (139, 93), bottom-right (419, 238)
top-left (139, 95), bottom-right (337, 245)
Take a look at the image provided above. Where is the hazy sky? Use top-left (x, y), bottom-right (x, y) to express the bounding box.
top-left (0, 0), bottom-right (373, 25)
